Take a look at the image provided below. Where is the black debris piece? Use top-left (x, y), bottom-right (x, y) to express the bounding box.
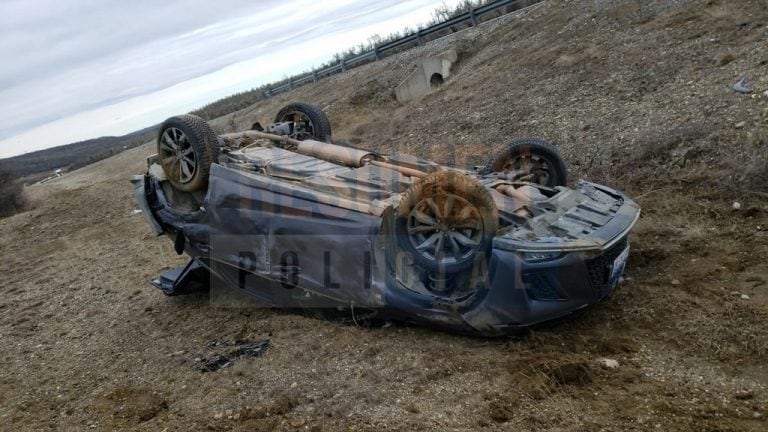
top-left (199, 339), bottom-right (271, 373)
top-left (229, 340), bottom-right (272, 358)
top-left (200, 355), bottom-right (233, 373)
top-left (206, 339), bottom-right (226, 349)
top-left (150, 258), bottom-right (210, 296)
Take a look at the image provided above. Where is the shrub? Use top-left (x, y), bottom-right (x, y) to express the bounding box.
top-left (0, 167), bottom-right (26, 218)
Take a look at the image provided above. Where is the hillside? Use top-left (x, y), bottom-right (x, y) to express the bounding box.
top-left (1, 0), bottom-right (767, 430)
top-left (0, 125), bottom-right (158, 183)
top-left (211, 0), bottom-right (767, 197)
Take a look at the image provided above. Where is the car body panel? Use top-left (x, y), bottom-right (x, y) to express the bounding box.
top-left (134, 140), bottom-right (640, 336)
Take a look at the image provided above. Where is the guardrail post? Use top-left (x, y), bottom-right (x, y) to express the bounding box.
top-left (469, 7), bottom-right (478, 26)
top-left (374, 47), bottom-right (381, 60)
top-left (340, 59), bottom-right (346, 72)
top-left (288, 79), bottom-right (293, 90)
top-left (416, 29), bottom-right (423, 45)
top-left (312, 71), bottom-right (318, 83)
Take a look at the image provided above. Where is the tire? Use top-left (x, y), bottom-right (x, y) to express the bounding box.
top-left (274, 102), bottom-right (332, 142)
top-left (157, 114), bottom-right (220, 192)
top-left (480, 138), bottom-right (568, 187)
top-left (395, 171), bottom-right (499, 274)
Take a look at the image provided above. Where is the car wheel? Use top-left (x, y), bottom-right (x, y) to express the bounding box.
top-left (274, 102), bottom-right (332, 142)
top-left (395, 171), bottom-right (499, 274)
top-left (480, 138), bottom-right (568, 187)
top-left (157, 114), bottom-right (220, 192)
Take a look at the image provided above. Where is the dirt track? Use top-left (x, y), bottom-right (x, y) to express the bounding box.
top-left (2, 0), bottom-right (768, 430)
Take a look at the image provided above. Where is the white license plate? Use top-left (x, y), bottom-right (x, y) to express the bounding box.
top-left (609, 246), bottom-right (630, 282)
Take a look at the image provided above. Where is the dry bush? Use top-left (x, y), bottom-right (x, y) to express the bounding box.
top-left (741, 129), bottom-right (768, 192)
top-left (554, 43), bottom-right (602, 68)
top-left (348, 79), bottom-right (395, 107)
top-left (0, 166), bottom-right (26, 218)
top-left (580, 124), bottom-right (714, 192)
top-left (603, 0), bottom-right (659, 24)
top-left (675, 300), bottom-right (768, 361)
top-left (629, 124), bottom-right (710, 163)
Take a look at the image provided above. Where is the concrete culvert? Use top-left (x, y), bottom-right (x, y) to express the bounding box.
top-left (395, 49), bottom-right (456, 103)
top-left (430, 73), bottom-right (444, 88)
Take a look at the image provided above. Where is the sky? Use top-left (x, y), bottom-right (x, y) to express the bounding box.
top-left (0, 0), bottom-right (465, 159)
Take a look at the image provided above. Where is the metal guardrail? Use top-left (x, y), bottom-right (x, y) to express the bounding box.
top-left (264, 0), bottom-right (542, 97)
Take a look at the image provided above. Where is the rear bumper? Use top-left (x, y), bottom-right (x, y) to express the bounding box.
top-left (131, 175), bottom-right (164, 235)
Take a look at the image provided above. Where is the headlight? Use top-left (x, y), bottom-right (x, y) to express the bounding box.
top-left (520, 251), bottom-right (563, 262)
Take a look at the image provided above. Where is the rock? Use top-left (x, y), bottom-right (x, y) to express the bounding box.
top-left (732, 202), bottom-right (742, 210)
top-left (213, 412), bottom-right (223, 420)
top-left (597, 358), bottom-right (620, 369)
top-left (671, 279), bottom-right (681, 286)
top-left (730, 291), bottom-right (741, 296)
top-left (735, 121), bottom-right (746, 129)
top-left (763, 90), bottom-right (768, 99)
top-left (290, 382), bottom-right (298, 389)
top-left (741, 294), bottom-right (750, 300)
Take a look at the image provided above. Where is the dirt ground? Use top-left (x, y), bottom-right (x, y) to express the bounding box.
top-left (2, 0), bottom-right (768, 430)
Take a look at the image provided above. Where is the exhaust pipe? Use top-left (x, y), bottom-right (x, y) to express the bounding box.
top-left (223, 130), bottom-right (427, 176)
top-left (296, 140), bottom-right (375, 168)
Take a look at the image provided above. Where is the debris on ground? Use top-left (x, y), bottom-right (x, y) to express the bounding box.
top-left (198, 339), bottom-right (271, 373)
top-left (597, 358), bottom-right (620, 369)
top-left (732, 77), bottom-right (753, 94)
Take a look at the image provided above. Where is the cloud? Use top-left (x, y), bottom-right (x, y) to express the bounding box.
top-left (0, 0), bottom-right (461, 158)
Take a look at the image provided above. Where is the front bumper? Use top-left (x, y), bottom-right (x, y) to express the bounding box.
top-left (461, 237), bottom-right (630, 334)
top-left (382, 236), bottom-right (632, 336)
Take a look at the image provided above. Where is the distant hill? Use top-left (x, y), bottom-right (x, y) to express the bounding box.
top-left (0, 124), bottom-right (158, 183)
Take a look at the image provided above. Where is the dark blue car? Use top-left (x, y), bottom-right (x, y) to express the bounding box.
top-left (132, 104), bottom-right (639, 336)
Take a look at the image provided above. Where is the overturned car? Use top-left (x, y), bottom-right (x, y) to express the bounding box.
top-left (132, 103), bottom-right (639, 336)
